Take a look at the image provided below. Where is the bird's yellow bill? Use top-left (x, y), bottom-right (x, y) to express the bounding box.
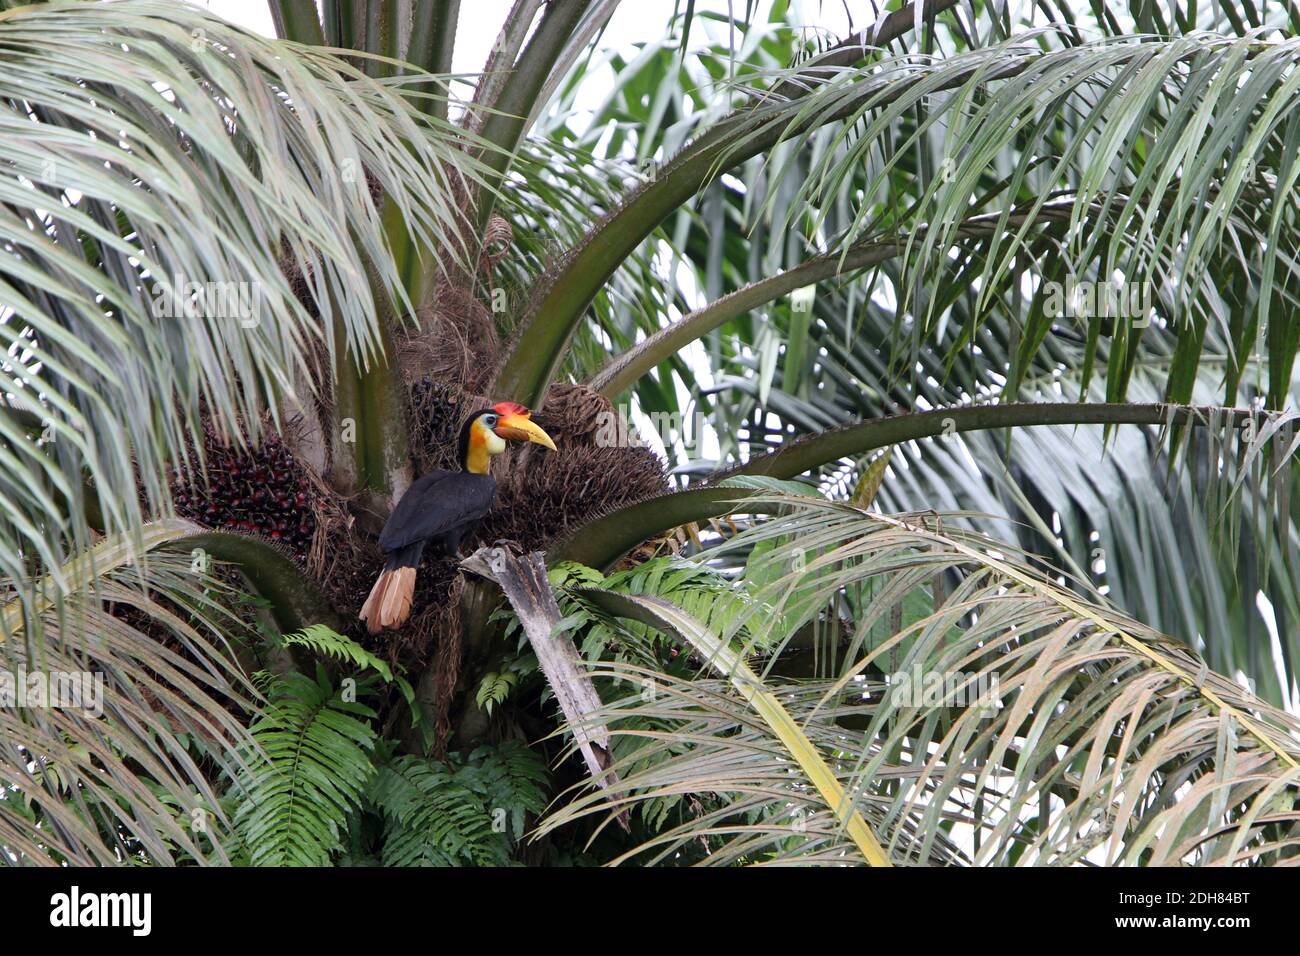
top-left (495, 412), bottom-right (556, 451)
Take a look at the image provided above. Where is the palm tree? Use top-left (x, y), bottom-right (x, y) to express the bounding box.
top-left (2, 0), bottom-right (1298, 865)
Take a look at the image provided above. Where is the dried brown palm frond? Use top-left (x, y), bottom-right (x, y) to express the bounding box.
top-left (540, 495), bottom-right (1300, 866)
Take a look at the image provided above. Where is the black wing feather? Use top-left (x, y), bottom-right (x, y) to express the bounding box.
top-left (378, 471), bottom-right (497, 552)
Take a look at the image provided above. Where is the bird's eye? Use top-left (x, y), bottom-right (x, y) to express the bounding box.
top-left (484, 415), bottom-right (498, 427)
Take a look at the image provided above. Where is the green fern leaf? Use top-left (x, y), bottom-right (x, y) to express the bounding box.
top-left (369, 757), bottom-right (508, 867)
top-left (281, 624), bottom-right (423, 734)
top-left (281, 624), bottom-right (397, 680)
top-left (474, 671), bottom-right (518, 715)
top-left (368, 744), bottom-right (549, 865)
top-left (234, 672), bottom-right (377, 866)
top-left (465, 741), bottom-right (549, 841)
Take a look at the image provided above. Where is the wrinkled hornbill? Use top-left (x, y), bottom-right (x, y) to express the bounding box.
top-left (359, 402), bottom-right (556, 633)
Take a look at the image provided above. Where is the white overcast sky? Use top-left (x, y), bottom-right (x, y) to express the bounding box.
top-left (194, 1), bottom-right (855, 73)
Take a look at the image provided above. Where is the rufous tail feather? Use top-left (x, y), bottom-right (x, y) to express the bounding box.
top-left (359, 567), bottom-right (417, 634)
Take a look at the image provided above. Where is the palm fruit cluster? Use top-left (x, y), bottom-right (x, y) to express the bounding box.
top-left (171, 422), bottom-right (315, 555)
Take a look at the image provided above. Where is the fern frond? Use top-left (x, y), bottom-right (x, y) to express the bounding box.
top-left (234, 672), bottom-right (378, 866)
top-left (281, 625), bottom-right (400, 681)
top-left (462, 742), bottom-right (550, 842)
top-left (369, 758), bottom-right (507, 866)
top-left (368, 743), bottom-right (549, 865)
top-left (281, 625), bottom-right (423, 736)
top-left (548, 555), bottom-right (769, 668)
top-left (475, 672), bottom-right (519, 716)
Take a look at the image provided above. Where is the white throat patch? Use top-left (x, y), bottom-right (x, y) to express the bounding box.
top-left (484, 428), bottom-right (506, 455)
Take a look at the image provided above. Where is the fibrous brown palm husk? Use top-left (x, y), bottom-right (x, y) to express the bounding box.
top-left (398, 284), bottom-right (501, 395)
top-left (485, 434), bottom-right (670, 549)
top-left (532, 382), bottom-right (615, 444)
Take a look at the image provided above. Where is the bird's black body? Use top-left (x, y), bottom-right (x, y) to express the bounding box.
top-left (377, 468), bottom-right (496, 570)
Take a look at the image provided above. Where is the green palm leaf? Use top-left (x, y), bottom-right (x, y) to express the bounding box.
top-left (542, 495), bottom-right (1300, 865)
top-left (0, 521), bottom-right (256, 865)
top-left (0, 0), bottom-right (480, 580)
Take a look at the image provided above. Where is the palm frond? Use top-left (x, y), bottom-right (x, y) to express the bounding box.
top-left (542, 495), bottom-right (1300, 866)
top-left (501, 27), bottom-right (1300, 407)
top-left (0, 0), bottom-right (480, 579)
top-left (0, 524), bottom-right (256, 865)
top-left (576, 587), bottom-right (892, 865)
